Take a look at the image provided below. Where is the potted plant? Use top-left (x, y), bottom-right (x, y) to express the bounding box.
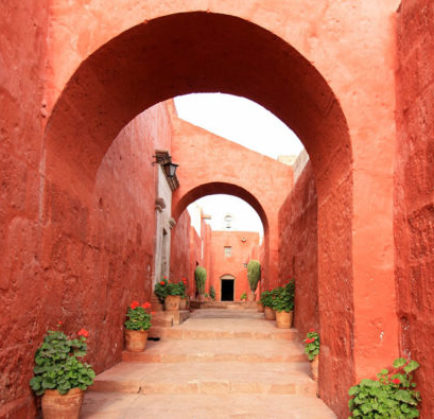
top-left (304, 329), bottom-right (320, 380)
top-left (154, 277), bottom-right (169, 308)
top-left (348, 358), bottom-right (420, 418)
top-left (124, 301), bottom-right (152, 351)
top-left (165, 282), bottom-right (184, 311)
top-left (261, 290), bottom-right (276, 320)
top-left (247, 260), bottom-right (261, 301)
top-left (179, 278), bottom-right (189, 310)
top-left (271, 279), bottom-right (295, 329)
top-left (240, 292), bottom-right (247, 302)
top-left (194, 265), bottom-right (207, 301)
top-left (30, 327), bottom-right (95, 418)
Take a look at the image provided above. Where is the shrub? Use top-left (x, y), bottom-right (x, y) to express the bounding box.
top-left (348, 358), bottom-right (421, 418)
top-left (271, 280), bottom-right (295, 312)
top-left (29, 329), bottom-right (95, 396)
top-left (240, 292), bottom-right (247, 301)
top-left (304, 330), bottom-right (320, 361)
top-left (194, 266), bottom-right (207, 294)
top-left (260, 290), bottom-right (273, 307)
top-left (247, 260), bottom-right (261, 292)
top-left (209, 285), bottom-right (216, 300)
top-left (124, 301), bottom-right (152, 331)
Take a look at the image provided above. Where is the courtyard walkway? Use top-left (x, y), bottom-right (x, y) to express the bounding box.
top-left (82, 309), bottom-right (336, 418)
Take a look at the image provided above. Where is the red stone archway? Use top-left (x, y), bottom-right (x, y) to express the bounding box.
top-left (41, 11), bottom-right (388, 416)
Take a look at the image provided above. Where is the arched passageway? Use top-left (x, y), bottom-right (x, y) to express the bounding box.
top-left (38, 10), bottom-right (397, 417)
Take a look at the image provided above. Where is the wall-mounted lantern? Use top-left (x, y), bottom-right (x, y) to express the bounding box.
top-left (163, 161), bottom-right (178, 178)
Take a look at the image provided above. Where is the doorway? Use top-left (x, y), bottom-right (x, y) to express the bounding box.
top-left (221, 277), bottom-right (235, 301)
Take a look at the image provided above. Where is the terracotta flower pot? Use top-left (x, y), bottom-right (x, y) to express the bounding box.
top-left (264, 306), bottom-right (276, 320)
top-left (257, 302), bottom-right (264, 312)
top-left (311, 355), bottom-right (319, 381)
top-left (165, 295), bottom-right (181, 311)
top-left (275, 311), bottom-right (293, 329)
top-left (179, 297), bottom-right (187, 310)
top-left (125, 329), bottom-right (148, 352)
top-left (41, 388), bottom-right (83, 419)
top-left (247, 292), bottom-right (256, 302)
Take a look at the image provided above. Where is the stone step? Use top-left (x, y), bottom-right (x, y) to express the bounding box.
top-left (82, 393), bottom-right (336, 418)
top-left (151, 310), bottom-right (190, 327)
top-left (89, 361), bottom-right (317, 396)
top-left (190, 300), bottom-right (258, 310)
top-left (123, 339), bottom-right (307, 363)
top-left (149, 326), bottom-right (297, 340)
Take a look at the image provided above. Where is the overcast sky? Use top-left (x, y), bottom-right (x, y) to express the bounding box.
top-left (174, 93), bottom-right (303, 234)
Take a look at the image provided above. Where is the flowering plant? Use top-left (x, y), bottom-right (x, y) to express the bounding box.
top-left (154, 277), bottom-right (169, 303)
top-left (124, 301), bottom-right (152, 331)
top-left (29, 327), bottom-right (95, 396)
top-left (167, 281), bottom-right (185, 296)
top-left (304, 330), bottom-right (320, 361)
top-left (348, 358), bottom-right (420, 418)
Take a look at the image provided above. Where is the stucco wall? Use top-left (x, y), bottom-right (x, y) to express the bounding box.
top-left (278, 162), bottom-right (319, 336)
top-left (396, 1), bottom-right (434, 416)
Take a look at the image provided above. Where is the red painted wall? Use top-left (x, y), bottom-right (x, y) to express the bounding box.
top-left (207, 231), bottom-right (260, 301)
top-left (396, 1), bottom-right (434, 416)
top-left (278, 162), bottom-right (319, 336)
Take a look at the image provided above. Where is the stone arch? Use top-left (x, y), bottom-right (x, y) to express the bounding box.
top-left (43, 11), bottom-right (356, 414)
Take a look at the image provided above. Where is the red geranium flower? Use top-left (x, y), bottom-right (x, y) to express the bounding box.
top-left (309, 328), bottom-right (315, 333)
top-left (182, 277), bottom-right (187, 283)
top-left (142, 302), bottom-right (151, 309)
top-left (392, 378), bottom-right (400, 385)
top-left (58, 321), bottom-right (63, 325)
top-left (130, 301), bottom-right (139, 309)
top-left (160, 281), bottom-right (166, 286)
top-left (77, 328), bottom-right (89, 338)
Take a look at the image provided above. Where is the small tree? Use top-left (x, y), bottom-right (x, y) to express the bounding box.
top-left (194, 266), bottom-right (207, 296)
top-left (209, 285), bottom-right (216, 301)
top-left (247, 260), bottom-right (261, 293)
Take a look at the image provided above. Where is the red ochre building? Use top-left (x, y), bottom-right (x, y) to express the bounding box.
top-left (1, 1), bottom-right (433, 417)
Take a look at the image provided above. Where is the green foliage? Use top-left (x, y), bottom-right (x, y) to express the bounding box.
top-left (29, 330), bottom-right (95, 396)
top-left (194, 266), bottom-right (207, 294)
top-left (304, 330), bottom-right (320, 361)
top-left (209, 286), bottom-right (216, 300)
top-left (247, 260), bottom-right (261, 292)
top-left (271, 280), bottom-right (295, 312)
top-left (260, 290), bottom-right (273, 307)
top-left (166, 282), bottom-right (184, 296)
top-left (124, 306), bottom-right (152, 331)
top-left (154, 277), bottom-right (169, 303)
top-left (240, 292), bottom-right (247, 301)
top-left (348, 358), bottom-right (421, 418)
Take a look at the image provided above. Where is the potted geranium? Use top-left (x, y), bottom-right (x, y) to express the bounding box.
top-left (165, 281), bottom-right (184, 311)
top-left (124, 301), bottom-right (152, 351)
top-left (179, 277), bottom-right (189, 310)
top-left (304, 329), bottom-right (320, 380)
top-left (348, 358), bottom-right (421, 418)
top-left (30, 326), bottom-right (95, 418)
top-left (271, 280), bottom-right (295, 329)
top-left (261, 290), bottom-right (276, 320)
top-left (154, 277), bottom-right (169, 309)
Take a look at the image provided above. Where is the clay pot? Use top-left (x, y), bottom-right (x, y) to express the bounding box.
top-left (264, 306), bottom-right (276, 320)
top-left (311, 355), bottom-right (319, 381)
top-left (41, 388), bottom-right (83, 419)
top-left (165, 295), bottom-right (181, 311)
top-left (247, 292), bottom-right (256, 302)
top-left (275, 311), bottom-right (293, 329)
top-left (257, 302), bottom-right (264, 312)
top-left (179, 297), bottom-right (188, 310)
top-left (125, 329), bottom-right (148, 352)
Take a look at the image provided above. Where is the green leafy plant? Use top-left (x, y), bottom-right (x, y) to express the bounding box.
top-left (240, 292), bottom-right (247, 301)
top-left (204, 292), bottom-right (209, 299)
top-left (348, 358), bottom-right (421, 418)
top-left (194, 266), bottom-right (207, 295)
top-left (271, 280), bottom-right (295, 312)
top-left (124, 301), bottom-right (152, 331)
top-left (154, 277), bottom-right (169, 303)
top-left (247, 260), bottom-right (261, 292)
top-left (304, 330), bottom-right (320, 361)
top-left (167, 281), bottom-right (184, 296)
top-left (29, 328), bottom-right (95, 396)
top-left (209, 286), bottom-right (216, 300)
top-left (260, 290), bottom-right (273, 307)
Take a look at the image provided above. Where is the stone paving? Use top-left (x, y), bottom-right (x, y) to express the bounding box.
top-left (82, 309), bottom-right (336, 418)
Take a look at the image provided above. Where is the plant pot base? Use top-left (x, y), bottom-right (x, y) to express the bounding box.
top-left (42, 388), bottom-right (83, 419)
top-left (311, 355), bottom-right (319, 381)
top-left (165, 295), bottom-right (181, 311)
top-left (275, 311), bottom-right (293, 329)
top-left (125, 330), bottom-right (148, 352)
top-left (264, 306), bottom-right (276, 320)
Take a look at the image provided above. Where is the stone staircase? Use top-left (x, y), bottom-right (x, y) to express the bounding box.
top-left (82, 310), bottom-right (336, 418)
